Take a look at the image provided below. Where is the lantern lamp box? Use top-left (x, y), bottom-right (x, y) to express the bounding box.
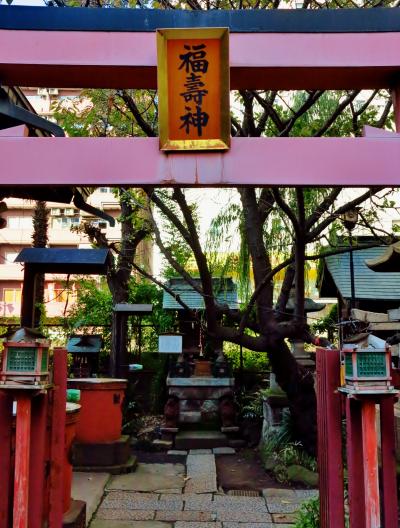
top-left (0, 340), bottom-right (50, 386)
top-left (157, 27), bottom-right (230, 151)
top-left (159, 335), bottom-right (183, 354)
top-left (341, 347), bottom-right (395, 394)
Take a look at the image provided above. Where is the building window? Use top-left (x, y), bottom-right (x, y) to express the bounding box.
top-left (8, 217), bottom-right (33, 229)
top-left (3, 289), bottom-right (22, 304)
top-left (51, 216), bottom-right (81, 229)
top-left (4, 252), bottom-right (19, 264)
top-left (45, 289), bottom-right (72, 303)
top-left (99, 187), bottom-right (111, 193)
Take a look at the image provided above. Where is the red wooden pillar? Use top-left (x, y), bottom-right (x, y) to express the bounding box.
top-left (345, 397), bottom-right (366, 528)
top-left (13, 394), bottom-right (32, 528)
top-left (380, 396), bottom-right (398, 528)
top-left (361, 400), bottom-right (381, 528)
top-left (28, 393), bottom-right (48, 528)
top-left (48, 348), bottom-right (67, 528)
top-left (391, 85), bottom-right (400, 132)
top-left (0, 392), bottom-right (13, 528)
top-left (316, 348), bottom-right (345, 528)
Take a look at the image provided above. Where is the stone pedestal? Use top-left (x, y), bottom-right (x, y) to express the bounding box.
top-left (166, 376), bottom-right (234, 425)
top-left (162, 377), bottom-right (238, 448)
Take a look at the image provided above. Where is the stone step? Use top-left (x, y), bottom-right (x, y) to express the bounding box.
top-left (175, 430), bottom-right (229, 450)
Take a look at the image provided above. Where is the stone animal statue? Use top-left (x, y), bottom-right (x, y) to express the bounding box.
top-left (219, 396), bottom-right (236, 427)
top-left (164, 396), bottom-right (179, 428)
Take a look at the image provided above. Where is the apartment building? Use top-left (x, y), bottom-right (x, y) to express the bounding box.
top-left (0, 87), bottom-right (152, 320)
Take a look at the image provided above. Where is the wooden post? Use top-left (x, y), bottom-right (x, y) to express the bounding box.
top-left (20, 264), bottom-right (37, 328)
top-left (380, 396), bottom-right (398, 528)
top-left (110, 311), bottom-right (128, 378)
top-left (0, 392), bottom-right (13, 528)
top-left (48, 348), bottom-right (67, 528)
top-left (316, 348), bottom-right (345, 528)
top-left (345, 397), bottom-right (366, 528)
top-left (361, 400), bottom-right (381, 528)
top-left (13, 394), bottom-right (32, 528)
top-left (29, 393), bottom-right (48, 528)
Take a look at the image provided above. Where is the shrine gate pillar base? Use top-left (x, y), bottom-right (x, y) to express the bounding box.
top-left (316, 348), bottom-right (345, 528)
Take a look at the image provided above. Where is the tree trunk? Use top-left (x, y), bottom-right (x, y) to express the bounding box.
top-left (32, 201), bottom-right (49, 328)
top-left (267, 339), bottom-right (317, 454)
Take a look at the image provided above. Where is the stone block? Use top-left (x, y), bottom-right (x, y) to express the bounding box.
top-left (169, 387), bottom-right (233, 401)
top-left (212, 447), bottom-right (235, 455)
top-left (181, 399), bottom-right (202, 412)
top-left (180, 411), bottom-right (202, 423)
top-left (222, 519), bottom-right (274, 528)
top-left (156, 511), bottom-right (215, 522)
top-left (212, 496), bottom-right (269, 513)
top-left (95, 509), bottom-right (155, 521)
top-left (189, 449), bottom-right (212, 455)
top-left (272, 512), bottom-right (297, 523)
top-left (266, 500), bottom-right (301, 514)
top-left (175, 523), bottom-right (222, 528)
top-left (262, 489), bottom-right (297, 500)
top-left (185, 454), bottom-right (217, 494)
top-left (72, 436), bottom-right (131, 467)
top-left (175, 431), bottom-right (228, 450)
top-left (293, 489), bottom-right (319, 499)
top-left (90, 522), bottom-right (172, 528)
top-left (153, 439), bottom-right (173, 450)
top-left (227, 439), bottom-right (246, 448)
top-left (220, 427), bottom-right (239, 433)
top-left (107, 463), bottom-right (185, 493)
top-left (167, 450), bottom-right (187, 456)
top-left (216, 511), bottom-right (272, 522)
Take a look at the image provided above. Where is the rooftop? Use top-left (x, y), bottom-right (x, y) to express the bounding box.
top-left (163, 277), bottom-right (238, 310)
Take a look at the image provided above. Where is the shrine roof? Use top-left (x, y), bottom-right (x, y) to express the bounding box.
top-left (15, 248), bottom-right (111, 275)
top-left (318, 246), bottom-right (400, 300)
top-left (163, 277), bottom-right (238, 310)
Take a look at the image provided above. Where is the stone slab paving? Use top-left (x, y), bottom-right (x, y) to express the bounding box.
top-left (72, 472), bottom-right (110, 526)
top-left (90, 521), bottom-right (172, 528)
top-left (212, 448), bottom-right (236, 455)
top-left (185, 454), bottom-right (218, 494)
top-left (106, 463), bottom-right (185, 493)
top-left (90, 458), bottom-right (318, 527)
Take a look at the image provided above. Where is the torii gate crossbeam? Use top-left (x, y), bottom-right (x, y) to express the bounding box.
top-left (1, 6), bottom-right (400, 188)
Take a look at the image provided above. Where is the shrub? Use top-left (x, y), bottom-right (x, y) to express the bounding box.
top-left (294, 496), bottom-right (320, 528)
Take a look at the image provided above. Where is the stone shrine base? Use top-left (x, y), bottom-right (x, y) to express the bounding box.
top-left (162, 377), bottom-right (240, 449)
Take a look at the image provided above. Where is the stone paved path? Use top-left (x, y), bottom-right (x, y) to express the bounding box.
top-left (89, 453), bottom-right (318, 528)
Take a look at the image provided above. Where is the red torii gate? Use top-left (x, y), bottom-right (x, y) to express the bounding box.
top-left (1, 6), bottom-right (400, 528)
top-left (1, 8), bottom-right (400, 186)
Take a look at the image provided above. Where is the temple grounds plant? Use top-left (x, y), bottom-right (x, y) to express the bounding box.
top-left (294, 496), bottom-right (320, 528)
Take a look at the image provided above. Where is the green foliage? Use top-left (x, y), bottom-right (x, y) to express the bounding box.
top-left (294, 496), bottom-right (320, 528)
top-left (224, 341), bottom-right (268, 372)
top-left (53, 89), bottom-right (157, 138)
top-left (238, 388), bottom-right (269, 420)
top-left (311, 304), bottom-right (338, 339)
top-left (260, 410), bottom-right (317, 484)
top-left (64, 276), bottom-right (175, 358)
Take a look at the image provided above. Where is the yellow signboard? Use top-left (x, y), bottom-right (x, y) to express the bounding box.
top-left (157, 28), bottom-right (230, 151)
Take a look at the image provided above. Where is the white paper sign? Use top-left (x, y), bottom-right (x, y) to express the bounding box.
top-left (158, 335), bottom-right (182, 354)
